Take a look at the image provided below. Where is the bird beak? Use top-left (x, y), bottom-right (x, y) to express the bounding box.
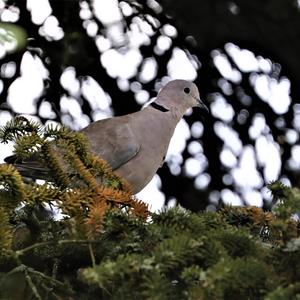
top-left (194, 97), bottom-right (209, 113)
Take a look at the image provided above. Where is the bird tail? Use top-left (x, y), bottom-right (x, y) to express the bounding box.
top-left (4, 154), bottom-right (50, 180)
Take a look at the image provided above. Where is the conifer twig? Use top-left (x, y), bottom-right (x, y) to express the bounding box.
top-left (15, 239), bottom-right (103, 256)
top-left (5, 264), bottom-right (73, 297)
top-left (23, 266), bottom-right (42, 300)
top-left (89, 244), bottom-right (96, 267)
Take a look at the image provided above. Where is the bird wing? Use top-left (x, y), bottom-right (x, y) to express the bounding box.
top-left (80, 116), bottom-right (141, 170)
top-left (5, 116), bottom-right (140, 179)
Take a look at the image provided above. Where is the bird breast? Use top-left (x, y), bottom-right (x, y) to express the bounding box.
top-left (115, 110), bottom-right (177, 193)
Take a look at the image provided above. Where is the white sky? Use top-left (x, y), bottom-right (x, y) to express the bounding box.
top-left (0, 0), bottom-right (298, 211)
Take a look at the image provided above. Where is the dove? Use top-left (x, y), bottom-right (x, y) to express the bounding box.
top-left (5, 80), bottom-right (208, 193)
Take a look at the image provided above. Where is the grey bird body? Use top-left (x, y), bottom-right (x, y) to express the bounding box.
top-left (5, 80), bottom-right (208, 193)
top-left (83, 106), bottom-right (179, 193)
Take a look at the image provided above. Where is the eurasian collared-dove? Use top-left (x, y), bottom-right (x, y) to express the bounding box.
top-left (5, 80), bottom-right (208, 193)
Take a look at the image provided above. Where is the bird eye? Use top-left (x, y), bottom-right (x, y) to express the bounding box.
top-left (184, 87), bottom-right (190, 94)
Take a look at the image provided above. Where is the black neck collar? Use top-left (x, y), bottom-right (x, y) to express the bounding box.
top-left (150, 102), bottom-right (169, 112)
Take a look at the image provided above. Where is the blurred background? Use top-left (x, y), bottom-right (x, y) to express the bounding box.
top-left (0, 0), bottom-right (300, 212)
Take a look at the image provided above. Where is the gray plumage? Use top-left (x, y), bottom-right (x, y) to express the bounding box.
top-left (5, 80), bottom-right (208, 193)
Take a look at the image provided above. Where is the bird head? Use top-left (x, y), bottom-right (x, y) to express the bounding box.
top-left (155, 80), bottom-right (209, 113)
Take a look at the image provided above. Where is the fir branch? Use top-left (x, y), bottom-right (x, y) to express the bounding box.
top-left (13, 132), bottom-right (44, 160)
top-left (85, 187), bottom-right (149, 237)
top-left (89, 244), bottom-right (96, 267)
top-left (59, 187), bottom-right (93, 217)
top-left (86, 154), bottom-right (127, 190)
top-left (154, 234), bottom-right (223, 272)
top-left (200, 257), bottom-right (272, 299)
top-left (40, 142), bottom-right (71, 188)
top-left (25, 183), bottom-right (61, 205)
top-left (85, 199), bottom-right (109, 238)
top-left (265, 282), bottom-right (300, 300)
top-left (0, 164), bottom-right (26, 208)
top-left (79, 253), bottom-right (152, 292)
top-left (128, 197), bottom-right (149, 219)
top-left (220, 206), bottom-right (274, 228)
top-left (15, 239), bottom-right (103, 257)
top-left (141, 269), bottom-right (173, 300)
top-left (267, 180), bottom-right (290, 202)
top-left (5, 264), bottom-right (74, 299)
top-left (45, 125), bottom-right (89, 161)
top-left (271, 185), bottom-right (300, 220)
top-left (0, 207), bottom-right (12, 255)
top-left (0, 116), bottom-right (42, 144)
top-left (151, 207), bottom-right (210, 234)
top-left (68, 153), bottom-right (99, 191)
top-left (211, 227), bottom-right (258, 258)
top-left (23, 266), bottom-right (42, 300)
top-left (25, 266), bottom-right (72, 294)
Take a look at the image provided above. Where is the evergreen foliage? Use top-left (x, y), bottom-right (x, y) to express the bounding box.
top-left (0, 118), bottom-right (299, 299)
